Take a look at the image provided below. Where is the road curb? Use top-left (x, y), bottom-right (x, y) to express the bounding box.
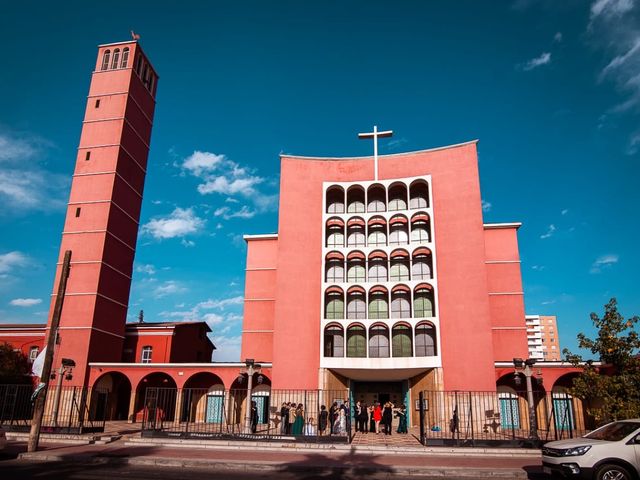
top-left (17, 452), bottom-right (531, 478)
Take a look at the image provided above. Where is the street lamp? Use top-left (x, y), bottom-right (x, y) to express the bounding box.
top-left (51, 358), bottom-right (75, 427)
top-left (513, 357), bottom-right (539, 442)
top-left (240, 358), bottom-right (261, 434)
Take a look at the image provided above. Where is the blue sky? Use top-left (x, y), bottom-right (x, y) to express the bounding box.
top-left (0, 1), bottom-right (638, 361)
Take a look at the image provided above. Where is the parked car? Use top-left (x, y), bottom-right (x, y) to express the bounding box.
top-left (542, 419), bottom-right (640, 480)
top-left (0, 426), bottom-right (6, 450)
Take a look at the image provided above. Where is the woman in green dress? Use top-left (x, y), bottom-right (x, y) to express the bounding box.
top-left (292, 403), bottom-right (304, 435)
top-left (396, 404), bottom-right (408, 434)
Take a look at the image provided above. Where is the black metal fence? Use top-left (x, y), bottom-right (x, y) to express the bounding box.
top-left (0, 384), bottom-right (107, 434)
top-left (141, 387), bottom-right (352, 443)
top-left (419, 390), bottom-right (592, 447)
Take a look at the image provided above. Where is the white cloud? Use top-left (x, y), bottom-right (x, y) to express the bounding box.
top-left (0, 131), bottom-right (68, 213)
top-left (181, 239), bottom-right (196, 248)
top-left (214, 205), bottom-right (256, 220)
top-left (9, 298), bottom-right (42, 307)
top-left (197, 175), bottom-right (263, 196)
top-left (142, 207), bottom-right (205, 239)
top-left (531, 265), bottom-right (545, 271)
top-left (590, 254), bottom-right (619, 273)
top-left (521, 52), bottom-right (551, 71)
top-left (590, 0), bottom-right (634, 20)
top-left (481, 200), bottom-right (492, 212)
top-left (554, 32), bottom-right (563, 42)
top-left (0, 251), bottom-right (30, 275)
top-left (182, 151), bottom-right (226, 177)
top-left (628, 131), bottom-right (640, 154)
top-left (540, 224), bottom-right (556, 239)
top-left (153, 281), bottom-right (187, 298)
top-left (561, 209), bottom-right (569, 215)
top-left (135, 264), bottom-right (156, 275)
top-left (198, 296), bottom-right (244, 310)
top-left (210, 335), bottom-right (242, 362)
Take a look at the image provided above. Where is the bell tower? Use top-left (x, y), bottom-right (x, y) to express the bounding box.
top-left (46, 40), bottom-right (158, 385)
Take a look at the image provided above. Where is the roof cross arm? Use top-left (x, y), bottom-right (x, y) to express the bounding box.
top-left (358, 125), bottom-right (393, 181)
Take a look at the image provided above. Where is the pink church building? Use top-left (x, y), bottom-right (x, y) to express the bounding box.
top-left (1, 39), bottom-right (583, 432)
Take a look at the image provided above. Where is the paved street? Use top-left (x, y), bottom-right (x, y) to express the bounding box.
top-left (0, 440), bottom-right (549, 480)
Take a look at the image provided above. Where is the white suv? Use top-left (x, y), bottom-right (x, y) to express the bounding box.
top-left (542, 419), bottom-right (640, 480)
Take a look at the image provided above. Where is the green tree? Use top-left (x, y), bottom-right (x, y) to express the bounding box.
top-left (563, 298), bottom-right (640, 424)
top-left (0, 342), bottom-right (32, 384)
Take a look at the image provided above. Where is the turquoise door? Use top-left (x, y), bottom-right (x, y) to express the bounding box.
top-left (500, 397), bottom-right (520, 429)
top-left (251, 395), bottom-right (269, 424)
top-left (553, 395), bottom-right (574, 431)
top-left (205, 395), bottom-right (224, 423)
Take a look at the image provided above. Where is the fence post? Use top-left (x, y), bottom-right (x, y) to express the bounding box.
top-left (468, 392), bottom-right (474, 445)
top-left (419, 391), bottom-right (425, 445)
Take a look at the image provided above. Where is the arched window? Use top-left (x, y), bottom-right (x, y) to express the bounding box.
top-left (411, 221), bottom-right (430, 243)
top-left (367, 185), bottom-right (386, 212)
top-left (412, 255), bottom-right (432, 280)
top-left (326, 259), bottom-right (344, 283)
top-left (347, 187), bottom-right (365, 213)
top-left (392, 324), bottom-right (412, 357)
top-left (346, 260), bottom-right (365, 283)
top-left (414, 288), bottom-right (434, 317)
top-left (29, 346), bottom-right (39, 363)
top-left (369, 325), bottom-right (389, 358)
top-left (101, 50), bottom-right (111, 71)
top-left (388, 184), bottom-right (408, 211)
top-left (111, 48), bottom-right (121, 69)
top-left (347, 292), bottom-right (366, 319)
top-left (324, 325), bottom-right (344, 357)
top-left (389, 259), bottom-right (410, 281)
top-left (121, 47), bottom-right (130, 68)
top-left (368, 291), bottom-right (388, 319)
top-left (368, 259), bottom-right (387, 282)
top-left (135, 55), bottom-right (143, 76)
top-left (326, 224), bottom-right (344, 247)
top-left (389, 224), bottom-right (409, 245)
top-left (347, 225), bottom-right (366, 247)
top-left (347, 325), bottom-right (367, 357)
top-left (325, 292), bottom-right (344, 319)
top-left (410, 181), bottom-right (429, 209)
top-left (141, 346), bottom-right (152, 363)
top-left (391, 291), bottom-right (411, 318)
top-left (415, 323), bottom-right (436, 356)
top-left (326, 186), bottom-right (345, 213)
top-left (368, 225), bottom-right (386, 246)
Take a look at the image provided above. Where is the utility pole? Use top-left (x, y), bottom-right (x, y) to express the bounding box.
top-left (28, 250), bottom-right (72, 452)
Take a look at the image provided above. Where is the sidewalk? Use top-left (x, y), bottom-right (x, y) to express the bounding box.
top-left (16, 438), bottom-right (543, 478)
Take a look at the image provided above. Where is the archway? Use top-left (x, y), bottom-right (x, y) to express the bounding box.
top-left (91, 372), bottom-right (132, 421)
top-left (181, 372), bottom-right (225, 423)
top-left (134, 372), bottom-right (178, 422)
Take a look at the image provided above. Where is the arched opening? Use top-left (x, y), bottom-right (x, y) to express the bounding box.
top-left (346, 251), bottom-right (366, 283)
top-left (324, 324), bottom-right (344, 357)
top-left (414, 284), bottom-right (435, 317)
top-left (368, 286), bottom-right (389, 319)
top-left (369, 323), bottom-right (390, 358)
top-left (497, 386), bottom-right (521, 430)
top-left (346, 186), bottom-right (365, 213)
top-left (391, 285), bottom-right (411, 319)
top-left (367, 217), bottom-right (387, 247)
top-left (181, 372), bottom-right (225, 423)
top-left (325, 217), bottom-right (344, 248)
top-left (91, 372), bottom-right (132, 421)
top-left (392, 323), bottom-right (412, 357)
top-left (346, 286), bottom-right (366, 319)
top-left (368, 251), bottom-right (388, 282)
top-left (135, 54), bottom-right (143, 75)
top-left (411, 212), bottom-right (431, 243)
top-left (412, 247), bottom-right (433, 280)
top-left (410, 180), bottom-right (430, 209)
top-left (346, 218), bottom-right (366, 247)
top-left (121, 47), bottom-right (130, 68)
top-left (325, 251), bottom-right (344, 283)
top-left (415, 322), bottom-right (437, 356)
top-left (101, 50), bottom-right (111, 71)
top-left (388, 183), bottom-right (408, 211)
top-left (367, 184), bottom-right (386, 212)
top-left (390, 250), bottom-right (410, 281)
top-left (552, 373), bottom-right (587, 432)
top-left (135, 372), bottom-right (178, 422)
top-left (111, 48), bottom-right (121, 69)
top-left (346, 324), bottom-right (367, 357)
top-left (324, 287), bottom-right (344, 319)
top-left (389, 215), bottom-right (409, 245)
top-left (326, 185), bottom-right (345, 214)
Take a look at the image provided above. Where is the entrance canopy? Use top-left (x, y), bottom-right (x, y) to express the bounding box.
top-left (331, 367), bottom-right (429, 382)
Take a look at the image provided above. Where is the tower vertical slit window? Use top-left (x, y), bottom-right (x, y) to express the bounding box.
top-left (121, 47), bottom-right (130, 68)
top-left (111, 48), bottom-right (120, 69)
top-left (101, 50), bottom-right (111, 71)
top-left (141, 346), bottom-right (152, 363)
